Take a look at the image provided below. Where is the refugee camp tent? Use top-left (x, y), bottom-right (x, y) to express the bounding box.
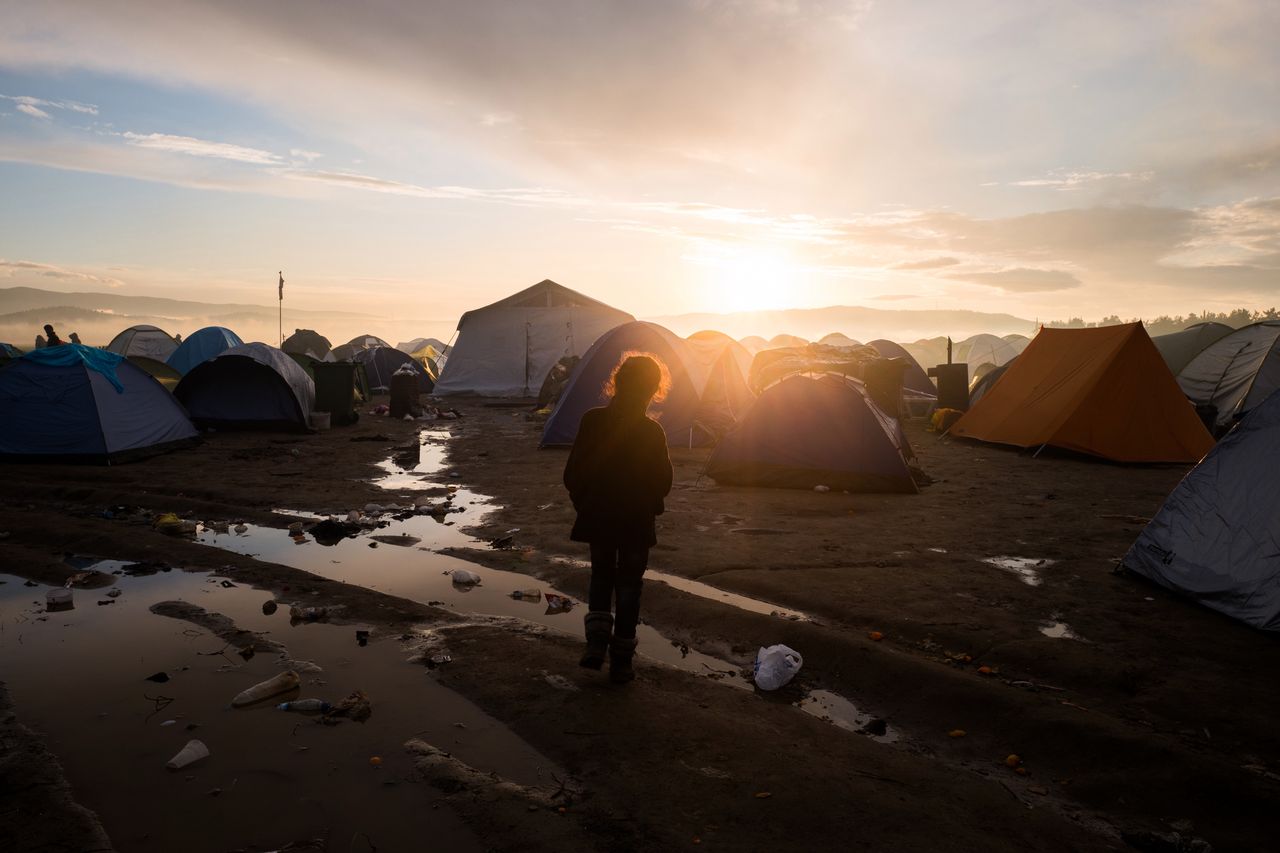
top-left (106, 325), bottom-right (178, 361)
top-left (127, 356), bottom-right (182, 391)
top-left (167, 326), bottom-right (243, 376)
top-left (175, 343), bottom-right (315, 431)
top-left (968, 360), bottom-right (1013, 408)
top-left (707, 374), bottom-right (916, 493)
top-left (950, 324), bottom-right (1213, 463)
top-left (435, 279), bottom-right (634, 396)
top-left (541, 321), bottom-right (750, 447)
top-left (1176, 322), bottom-right (1280, 431)
top-left (867, 339), bottom-right (935, 394)
top-left (408, 343), bottom-right (443, 381)
top-left (819, 332), bottom-right (861, 347)
top-left (903, 337), bottom-right (950, 373)
top-left (954, 333), bottom-right (1024, 372)
top-left (0, 342), bottom-right (23, 366)
top-left (397, 337), bottom-right (449, 356)
top-left (330, 334), bottom-right (392, 362)
top-left (0, 345), bottom-right (197, 463)
top-left (768, 334), bottom-right (808, 349)
top-left (353, 346), bottom-right (433, 393)
top-left (282, 329), bottom-right (332, 360)
top-left (686, 331), bottom-right (757, 438)
top-left (1122, 388), bottom-right (1280, 630)
top-left (1152, 322), bottom-right (1232, 376)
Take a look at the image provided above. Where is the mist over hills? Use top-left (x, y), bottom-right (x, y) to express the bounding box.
top-left (0, 286), bottom-right (1038, 350)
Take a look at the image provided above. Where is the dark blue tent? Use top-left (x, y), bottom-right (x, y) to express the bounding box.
top-left (706, 374), bottom-right (916, 493)
top-left (1122, 388), bottom-right (1280, 630)
top-left (167, 326), bottom-right (243, 375)
top-left (353, 346), bottom-right (433, 393)
top-left (175, 343), bottom-right (315, 431)
top-left (0, 345), bottom-right (197, 463)
top-left (867, 339), bottom-right (935, 395)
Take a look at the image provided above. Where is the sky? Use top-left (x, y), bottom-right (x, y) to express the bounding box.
top-left (1, 0), bottom-right (1278, 343)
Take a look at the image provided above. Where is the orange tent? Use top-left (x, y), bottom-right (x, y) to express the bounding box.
top-left (949, 323), bottom-right (1213, 463)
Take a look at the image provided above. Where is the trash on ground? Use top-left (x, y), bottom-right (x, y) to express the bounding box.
top-left (278, 699), bottom-right (333, 714)
top-left (510, 588), bottom-right (542, 602)
top-left (813, 485), bottom-right (830, 493)
top-left (450, 569), bottom-right (481, 586)
top-left (544, 593), bottom-right (573, 614)
top-left (106, 588), bottom-right (122, 598)
top-left (145, 671), bottom-right (170, 683)
top-left (232, 670), bottom-right (301, 708)
top-left (753, 644), bottom-right (803, 691)
top-left (46, 588), bottom-right (74, 611)
top-left (325, 689), bottom-right (373, 724)
top-left (289, 605), bottom-right (328, 622)
top-left (356, 629), bottom-right (370, 646)
top-left (166, 739), bottom-right (210, 770)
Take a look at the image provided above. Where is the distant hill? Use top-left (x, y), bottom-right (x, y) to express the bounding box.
top-left (650, 305), bottom-right (1037, 343)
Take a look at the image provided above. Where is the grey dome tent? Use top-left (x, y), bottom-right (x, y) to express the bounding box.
top-left (175, 343), bottom-right (315, 431)
top-left (707, 374), bottom-right (916, 493)
top-left (353, 346), bottom-right (433, 393)
top-left (1122, 388), bottom-right (1280, 630)
top-left (867, 339), bottom-right (935, 395)
top-left (1152, 322), bottom-right (1233, 376)
top-left (0, 345), bottom-right (196, 463)
top-left (1176, 321), bottom-right (1280, 431)
top-left (283, 329), bottom-right (332, 360)
top-left (435, 279), bottom-right (634, 397)
top-left (330, 334), bottom-right (391, 362)
top-left (106, 324), bottom-right (178, 361)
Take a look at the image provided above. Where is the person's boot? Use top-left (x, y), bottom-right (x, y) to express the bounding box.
top-left (579, 611), bottom-right (613, 670)
top-left (609, 636), bottom-right (639, 684)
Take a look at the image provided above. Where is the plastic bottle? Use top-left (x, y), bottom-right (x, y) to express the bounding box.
top-left (46, 588), bottom-right (73, 610)
top-left (277, 699), bottom-right (333, 714)
top-left (231, 670), bottom-right (301, 707)
top-left (290, 605), bottom-right (327, 622)
top-left (510, 589), bottom-right (542, 602)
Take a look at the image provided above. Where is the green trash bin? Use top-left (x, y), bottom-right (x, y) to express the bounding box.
top-left (311, 362), bottom-right (361, 426)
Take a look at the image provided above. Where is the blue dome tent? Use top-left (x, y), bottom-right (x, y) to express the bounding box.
top-left (0, 345), bottom-right (197, 463)
top-left (167, 326), bottom-right (243, 375)
top-left (175, 343), bottom-right (315, 431)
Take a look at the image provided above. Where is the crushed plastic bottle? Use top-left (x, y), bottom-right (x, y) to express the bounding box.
top-left (231, 670), bottom-right (301, 708)
top-left (289, 606), bottom-right (327, 622)
top-left (510, 589), bottom-right (542, 602)
top-left (277, 699), bottom-right (333, 714)
top-left (166, 739), bottom-right (210, 770)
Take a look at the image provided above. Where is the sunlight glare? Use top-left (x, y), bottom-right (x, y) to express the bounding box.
top-left (689, 244), bottom-right (805, 314)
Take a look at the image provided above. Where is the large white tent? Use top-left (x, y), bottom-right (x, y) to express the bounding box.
top-left (434, 279), bottom-right (634, 397)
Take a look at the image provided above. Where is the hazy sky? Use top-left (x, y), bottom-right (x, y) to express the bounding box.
top-left (1, 0), bottom-right (1278, 339)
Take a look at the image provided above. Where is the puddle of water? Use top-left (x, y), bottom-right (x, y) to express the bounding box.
top-left (0, 566), bottom-right (563, 852)
top-left (796, 690), bottom-right (898, 743)
top-left (1039, 621), bottom-right (1082, 640)
top-left (981, 556), bottom-right (1057, 587)
top-left (372, 428), bottom-right (454, 491)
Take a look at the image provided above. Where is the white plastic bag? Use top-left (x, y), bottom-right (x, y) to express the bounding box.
top-left (450, 569), bottom-right (481, 586)
top-left (753, 644), bottom-right (803, 691)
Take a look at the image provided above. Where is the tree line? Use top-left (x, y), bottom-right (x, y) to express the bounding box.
top-left (1046, 307), bottom-right (1280, 337)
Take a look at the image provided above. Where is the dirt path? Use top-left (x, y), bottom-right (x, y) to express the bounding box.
top-left (0, 399), bottom-right (1275, 851)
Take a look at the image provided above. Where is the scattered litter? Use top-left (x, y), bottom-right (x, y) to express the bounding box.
top-left (868, 631), bottom-right (884, 641)
top-left (145, 671), bottom-right (170, 683)
top-left (544, 593), bottom-right (573, 614)
top-left (813, 485), bottom-right (830, 493)
top-left (166, 739), bottom-right (210, 770)
top-left (219, 580), bottom-right (236, 588)
top-left (106, 588), bottom-right (122, 598)
top-left (289, 606), bottom-right (328, 622)
top-left (96, 599), bottom-right (116, 606)
top-left (160, 719), bottom-right (177, 727)
top-left (231, 670), bottom-right (301, 708)
top-left (369, 755), bottom-right (383, 766)
top-left (753, 645), bottom-right (803, 691)
top-left (490, 535), bottom-right (515, 549)
top-left (544, 673), bottom-right (579, 692)
top-left (46, 588), bottom-right (74, 611)
top-left (278, 699), bottom-right (333, 714)
top-left (510, 588), bottom-right (542, 602)
top-left (261, 601), bottom-right (278, 616)
top-left (450, 569), bottom-right (481, 586)
top-left (948, 729), bottom-right (967, 738)
top-left (326, 689), bottom-right (373, 724)
top-left (356, 630), bottom-right (370, 647)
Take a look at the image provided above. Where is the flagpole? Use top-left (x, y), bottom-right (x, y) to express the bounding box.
top-left (278, 270), bottom-right (284, 347)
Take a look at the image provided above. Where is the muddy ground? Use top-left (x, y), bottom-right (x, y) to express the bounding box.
top-left (1, 398), bottom-right (1277, 852)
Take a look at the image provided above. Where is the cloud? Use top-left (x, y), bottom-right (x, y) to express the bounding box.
top-left (892, 256), bottom-right (959, 270)
top-left (947, 268), bottom-right (1082, 293)
top-left (0, 94), bottom-right (99, 115)
top-left (0, 259), bottom-right (125, 287)
top-left (1008, 169), bottom-right (1154, 191)
top-left (289, 148), bottom-right (323, 161)
top-left (15, 103), bottom-right (50, 119)
top-left (122, 132), bottom-right (283, 165)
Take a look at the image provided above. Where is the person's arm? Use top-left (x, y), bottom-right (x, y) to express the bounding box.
top-left (563, 412), bottom-right (596, 505)
top-left (649, 422), bottom-right (674, 506)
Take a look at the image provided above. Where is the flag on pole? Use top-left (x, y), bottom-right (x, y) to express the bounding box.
top-left (278, 271), bottom-right (284, 301)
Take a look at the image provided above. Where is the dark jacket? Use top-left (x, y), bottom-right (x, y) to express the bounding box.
top-left (564, 403), bottom-right (674, 546)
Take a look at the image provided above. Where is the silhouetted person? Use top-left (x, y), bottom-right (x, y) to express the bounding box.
top-left (563, 355), bottom-right (673, 683)
top-left (43, 324), bottom-right (64, 346)
top-left (69, 332), bottom-right (82, 345)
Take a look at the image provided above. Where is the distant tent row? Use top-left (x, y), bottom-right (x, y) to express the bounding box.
top-left (107, 325), bottom-right (178, 361)
top-left (1176, 321), bottom-right (1280, 432)
top-left (951, 324), bottom-right (1212, 463)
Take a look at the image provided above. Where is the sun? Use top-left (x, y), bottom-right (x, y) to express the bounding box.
top-left (690, 244), bottom-right (804, 314)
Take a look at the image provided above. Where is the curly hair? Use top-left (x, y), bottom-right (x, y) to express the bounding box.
top-left (604, 352), bottom-right (671, 403)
